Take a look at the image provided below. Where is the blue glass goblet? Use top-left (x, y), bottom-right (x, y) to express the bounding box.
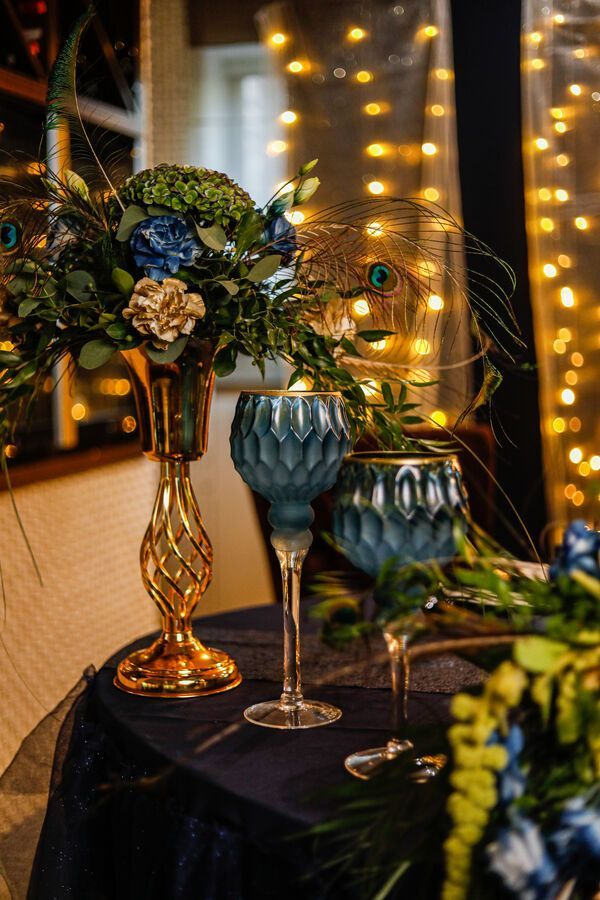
top-left (332, 451), bottom-right (469, 778)
top-left (230, 390), bottom-right (351, 729)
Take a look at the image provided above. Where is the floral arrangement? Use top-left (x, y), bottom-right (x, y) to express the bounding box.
top-left (312, 522), bottom-right (600, 900)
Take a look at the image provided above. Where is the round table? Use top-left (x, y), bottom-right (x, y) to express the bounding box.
top-left (28, 604), bottom-right (455, 900)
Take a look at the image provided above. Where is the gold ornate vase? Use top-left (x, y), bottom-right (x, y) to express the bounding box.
top-left (114, 341), bottom-right (241, 697)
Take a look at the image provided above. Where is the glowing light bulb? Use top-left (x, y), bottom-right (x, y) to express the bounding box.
top-left (569, 83), bottom-right (582, 96)
top-left (364, 102), bottom-right (382, 115)
top-left (423, 187), bottom-right (439, 201)
top-left (529, 31), bottom-right (542, 43)
top-left (543, 263), bottom-right (557, 277)
top-left (552, 417), bottom-right (566, 433)
top-left (413, 338), bottom-right (431, 355)
top-left (427, 294), bottom-right (444, 310)
top-left (267, 140), bottom-right (287, 155)
top-left (431, 410), bottom-right (447, 427)
top-left (270, 32), bottom-right (287, 46)
top-left (556, 153), bottom-right (570, 167)
top-left (353, 299), bottom-right (370, 316)
top-left (430, 104), bottom-right (445, 116)
top-left (575, 216), bottom-right (589, 230)
top-left (555, 189), bottom-right (569, 202)
top-left (285, 210), bottom-right (305, 224)
top-left (367, 180), bottom-right (385, 195)
top-left (561, 388), bottom-right (575, 405)
top-left (287, 60), bottom-right (304, 73)
top-left (540, 217), bottom-right (554, 232)
top-left (551, 107), bottom-right (564, 119)
top-left (280, 110), bottom-right (297, 124)
top-left (590, 455), bottom-right (600, 471)
top-left (422, 142), bottom-right (438, 156)
top-left (366, 143), bottom-right (385, 157)
top-left (569, 447), bottom-right (583, 464)
top-left (424, 25), bottom-right (439, 37)
top-left (365, 221), bottom-right (384, 237)
top-left (534, 137), bottom-right (549, 150)
top-left (560, 287), bottom-right (575, 307)
top-left (348, 26), bottom-right (366, 40)
top-left (356, 70), bottom-right (373, 83)
top-left (538, 187), bottom-right (552, 201)
top-left (554, 121), bottom-right (567, 133)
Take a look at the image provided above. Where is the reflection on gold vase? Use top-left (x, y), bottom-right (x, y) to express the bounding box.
top-left (114, 341), bottom-right (241, 697)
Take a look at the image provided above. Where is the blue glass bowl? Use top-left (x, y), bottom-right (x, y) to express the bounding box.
top-left (332, 451), bottom-right (469, 576)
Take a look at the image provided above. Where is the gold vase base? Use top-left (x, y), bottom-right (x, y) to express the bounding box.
top-left (114, 634), bottom-right (242, 698)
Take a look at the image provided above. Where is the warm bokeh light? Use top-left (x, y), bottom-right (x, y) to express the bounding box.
top-left (534, 137), bottom-right (549, 150)
top-left (558, 253), bottom-right (572, 267)
top-left (413, 338), bottom-right (431, 355)
top-left (435, 68), bottom-right (450, 80)
top-left (348, 26), bottom-right (366, 41)
top-left (421, 142), bottom-right (438, 156)
top-left (284, 210), bottom-right (305, 225)
top-left (423, 187), bottom-right (440, 201)
top-left (122, 415), bottom-right (137, 433)
top-left (367, 180), bottom-right (385, 195)
top-left (356, 70), bottom-right (373, 83)
top-left (71, 402), bottom-right (87, 421)
top-left (569, 447), bottom-right (583, 464)
top-left (364, 102), bottom-right (382, 115)
top-left (427, 294), bottom-right (444, 310)
top-left (270, 32), bottom-right (287, 46)
top-left (560, 287), bottom-right (575, 307)
top-left (568, 83), bottom-right (582, 96)
top-left (538, 187), bottom-right (552, 201)
top-left (590, 455), bottom-right (600, 471)
top-left (431, 410), bottom-right (447, 427)
top-left (543, 263), bottom-right (557, 277)
top-left (555, 189), bottom-right (569, 201)
top-left (353, 299), bottom-right (370, 316)
top-left (571, 352), bottom-right (584, 367)
top-left (554, 121), bottom-right (567, 133)
top-left (366, 142), bottom-right (386, 157)
top-left (540, 217), bottom-right (554, 232)
top-left (365, 221), bottom-right (384, 237)
top-left (553, 339), bottom-right (567, 354)
top-left (430, 104), bottom-right (445, 116)
top-left (574, 216), bottom-right (589, 230)
top-left (424, 25), bottom-right (439, 37)
top-left (280, 110), bottom-right (297, 124)
top-left (556, 153), bottom-right (570, 167)
top-left (552, 417), bottom-right (566, 433)
top-left (370, 339), bottom-right (388, 351)
top-left (287, 60), bottom-right (304, 74)
top-left (561, 388), bottom-right (575, 405)
top-left (267, 140), bottom-right (287, 155)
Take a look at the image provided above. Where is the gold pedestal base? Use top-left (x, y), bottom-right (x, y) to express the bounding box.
top-left (114, 634), bottom-right (242, 698)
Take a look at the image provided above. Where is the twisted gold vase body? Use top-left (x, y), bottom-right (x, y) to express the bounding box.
top-left (114, 342), bottom-right (241, 697)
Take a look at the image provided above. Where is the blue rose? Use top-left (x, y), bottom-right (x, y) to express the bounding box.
top-left (487, 817), bottom-right (559, 900)
top-left (264, 215), bottom-right (297, 264)
top-left (130, 215), bottom-right (201, 282)
top-left (549, 520), bottom-right (600, 580)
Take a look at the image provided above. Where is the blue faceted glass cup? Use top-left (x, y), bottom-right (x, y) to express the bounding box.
top-left (230, 390), bottom-right (351, 729)
top-left (332, 451), bottom-right (469, 778)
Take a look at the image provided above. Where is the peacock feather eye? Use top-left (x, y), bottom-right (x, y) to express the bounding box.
top-left (0, 220), bottom-right (20, 254)
top-left (365, 261), bottom-right (401, 295)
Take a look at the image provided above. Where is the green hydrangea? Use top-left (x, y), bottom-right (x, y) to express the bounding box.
top-left (118, 164), bottom-right (254, 229)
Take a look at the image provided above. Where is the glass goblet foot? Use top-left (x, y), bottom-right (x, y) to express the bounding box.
top-left (344, 738), bottom-right (447, 781)
top-left (244, 695), bottom-right (342, 730)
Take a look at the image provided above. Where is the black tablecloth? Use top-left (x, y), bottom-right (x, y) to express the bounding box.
top-left (28, 605), bottom-right (453, 900)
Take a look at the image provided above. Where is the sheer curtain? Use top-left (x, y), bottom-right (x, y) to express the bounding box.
top-left (522, 1), bottom-right (600, 532)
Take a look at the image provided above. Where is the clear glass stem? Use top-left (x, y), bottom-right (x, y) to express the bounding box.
top-left (384, 632), bottom-right (413, 756)
top-left (275, 548), bottom-right (307, 712)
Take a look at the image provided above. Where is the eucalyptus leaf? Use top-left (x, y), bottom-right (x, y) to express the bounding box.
top-left (111, 267), bottom-right (135, 296)
top-left (115, 205), bottom-right (148, 242)
top-left (66, 270), bottom-right (96, 301)
top-left (0, 350), bottom-right (22, 368)
top-left (219, 279), bottom-right (239, 296)
top-left (105, 322), bottom-right (129, 340)
top-left (356, 329), bottom-right (396, 342)
top-left (235, 210), bottom-right (264, 256)
top-left (213, 344), bottom-right (237, 377)
top-left (145, 336), bottom-right (188, 363)
top-left (147, 205), bottom-right (175, 216)
top-left (9, 360), bottom-right (37, 387)
top-left (79, 339), bottom-right (116, 370)
top-left (18, 297), bottom-right (41, 318)
top-left (196, 223), bottom-right (227, 251)
top-left (246, 254), bottom-right (282, 283)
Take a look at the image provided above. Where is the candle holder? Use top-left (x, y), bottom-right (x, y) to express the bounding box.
top-left (230, 390), bottom-right (351, 729)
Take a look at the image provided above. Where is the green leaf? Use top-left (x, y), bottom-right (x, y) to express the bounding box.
top-left (9, 359), bottom-right (37, 387)
top-left (18, 297), bottom-right (41, 317)
top-left (298, 158), bottom-right (318, 176)
top-left (0, 350), bottom-right (22, 368)
top-left (7, 275), bottom-right (32, 297)
top-left (218, 279), bottom-right (239, 296)
top-left (196, 223), bottom-right (227, 251)
top-left (105, 322), bottom-right (129, 340)
top-left (111, 267), bottom-right (135, 296)
top-left (294, 176), bottom-right (320, 205)
top-left (115, 205), bottom-right (148, 242)
top-left (147, 205), bottom-right (175, 216)
top-left (66, 270), bottom-right (96, 301)
top-left (235, 210), bottom-right (264, 256)
top-left (213, 344), bottom-right (237, 377)
top-left (79, 339), bottom-right (115, 370)
top-left (381, 381), bottom-right (394, 410)
top-left (64, 168), bottom-right (90, 200)
top-left (144, 336), bottom-right (188, 363)
top-left (514, 636), bottom-right (568, 674)
top-left (357, 329), bottom-right (396, 342)
top-left (246, 254), bottom-right (282, 283)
